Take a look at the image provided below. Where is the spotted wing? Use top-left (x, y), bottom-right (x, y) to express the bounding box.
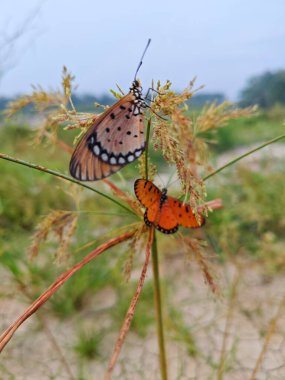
top-left (167, 197), bottom-right (205, 228)
top-left (134, 179), bottom-right (161, 208)
top-left (70, 94), bottom-right (145, 181)
top-left (69, 143), bottom-right (121, 180)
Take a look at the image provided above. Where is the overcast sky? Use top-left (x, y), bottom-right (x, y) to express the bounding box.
top-left (0, 0), bottom-right (284, 100)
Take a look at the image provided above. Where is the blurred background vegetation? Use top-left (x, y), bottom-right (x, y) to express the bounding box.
top-left (1, 2), bottom-right (285, 378)
top-left (1, 70), bottom-right (285, 378)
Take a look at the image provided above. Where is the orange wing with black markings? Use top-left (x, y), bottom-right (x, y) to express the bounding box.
top-left (134, 179), bottom-right (161, 208)
top-left (167, 197), bottom-right (205, 228)
top-left (134, 178), bottom-right (205, 234)
top-left (155, 201), bottom-right (179, 234)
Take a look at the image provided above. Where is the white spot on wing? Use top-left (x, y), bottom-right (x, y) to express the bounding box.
top-left (90, 136), bottom-right (95, 144)
top-left (128, 154), bottom-right (134, 162)
top-left (135, 150), bottom-right (141, 157)
top-left (101, 153), bottom-right (108, 162)
top-left (110, 157), bottom-right (117, 164)
top-left (118, 157), bottom-right (126, 164)
top-left (93, 145), bottom-right (100, 156)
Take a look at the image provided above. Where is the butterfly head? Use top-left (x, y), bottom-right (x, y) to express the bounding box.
top-left (130, 80), bottom-right (143, 98)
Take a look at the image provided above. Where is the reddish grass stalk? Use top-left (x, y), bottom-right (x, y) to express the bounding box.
top-left (104, 227), bottom-right (154, 380)
top-left (43, 131), bottom-right (74, 154)
top-left (44, 132), bottom-right (139, 205)
top-left (103, 178), bottom-right (142, 215)
top-left (17, 282), bottom-right (75, 380)
top-left (203, 198), bottom-right (223, 211)
top-left (0, 230), bottom-right (135, 353)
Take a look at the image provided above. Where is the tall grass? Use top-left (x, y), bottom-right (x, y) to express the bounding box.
top-left (0, 69), bottom-right (285, 379)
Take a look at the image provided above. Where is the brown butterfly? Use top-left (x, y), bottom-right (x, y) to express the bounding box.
top-left (134, 179), bottom-right (205, 234)
top-left (70, 40), bottom-right (151, 181)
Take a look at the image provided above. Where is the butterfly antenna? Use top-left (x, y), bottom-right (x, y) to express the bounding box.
top-left (156, 172), bottom-right (166, 189)
top-left (166, 169), bottom-right (179, 189)
top-left (134, 38), bottom-right (151, 81)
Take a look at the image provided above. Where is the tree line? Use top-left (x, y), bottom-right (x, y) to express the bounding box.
top-left (1, 70), bottom-right (285, 113)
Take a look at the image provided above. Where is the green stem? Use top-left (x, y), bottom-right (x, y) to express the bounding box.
top-left (152, 231), bottom-right (168, 380)
top-left (203, 133), bottom-right (285, 181)
top-left (0, 153), bottom-right (137, 217)
top-left (145, 117), bottom-right (152, 180)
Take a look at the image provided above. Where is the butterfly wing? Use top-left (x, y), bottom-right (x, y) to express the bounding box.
top-left (167, 197), bottom-right (205, 228)
top-left (134, 179), bottom-right (178, 234)
top-left (134, 179), bottom-right (161, 208)
top-left (144, 203), bottom-right (160, 227)
top-left (70, 94), bottom-right (145, 181)
top-left (70, 141), bottom-right (121, 180)
top-left (134, 179), bottom-right (163, 229)
top-left (155, 200), bottom-right (179, 234)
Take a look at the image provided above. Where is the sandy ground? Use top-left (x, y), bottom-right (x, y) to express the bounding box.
top-left (1, 254), bottom-right (285, 380)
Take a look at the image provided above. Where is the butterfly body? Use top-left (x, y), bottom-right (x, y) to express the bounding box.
top-left (135, 179), bottom-right (205, 234)
top-left (70, 81), bottom-right (147, 181)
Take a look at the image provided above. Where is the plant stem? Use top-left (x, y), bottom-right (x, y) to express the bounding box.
top-left (203, 133), bottom-right (285, 181)
top-left (152, 231), bottom-right (168, 380)
top-left (145, 117), bottom-right (152, 180)
top-left (0, 153), bottom-right (137, 216)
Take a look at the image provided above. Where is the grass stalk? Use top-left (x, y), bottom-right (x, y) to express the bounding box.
top-left (105, 227), bottom-right (154, 380)
top-left (144, 117), bottom-right (152, 180)
top-left (152, 231), bottom-right (168, 380)
top-left (0, 153), bottom-right (137, 216)
top-left (203, 133), bottom-right (285, 181)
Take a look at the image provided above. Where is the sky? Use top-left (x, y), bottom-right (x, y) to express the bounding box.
top-left (0, 0), bottom-right (284, 100)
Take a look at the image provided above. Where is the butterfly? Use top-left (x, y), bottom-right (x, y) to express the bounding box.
top-left (69, 40), bottom-right (151, 181)
top-left (134, 179), bottom-right (205, 234)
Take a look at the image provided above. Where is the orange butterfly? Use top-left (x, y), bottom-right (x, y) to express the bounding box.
top-left (134, 179), bottom-right (205, 234)
top-left (70, 40), bottom-right (151, 181)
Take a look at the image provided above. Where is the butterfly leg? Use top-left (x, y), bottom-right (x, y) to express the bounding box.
top-left (145, 87), bottom-right (163, 100)
top-left (144, 104), bottom-right (167, 121)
